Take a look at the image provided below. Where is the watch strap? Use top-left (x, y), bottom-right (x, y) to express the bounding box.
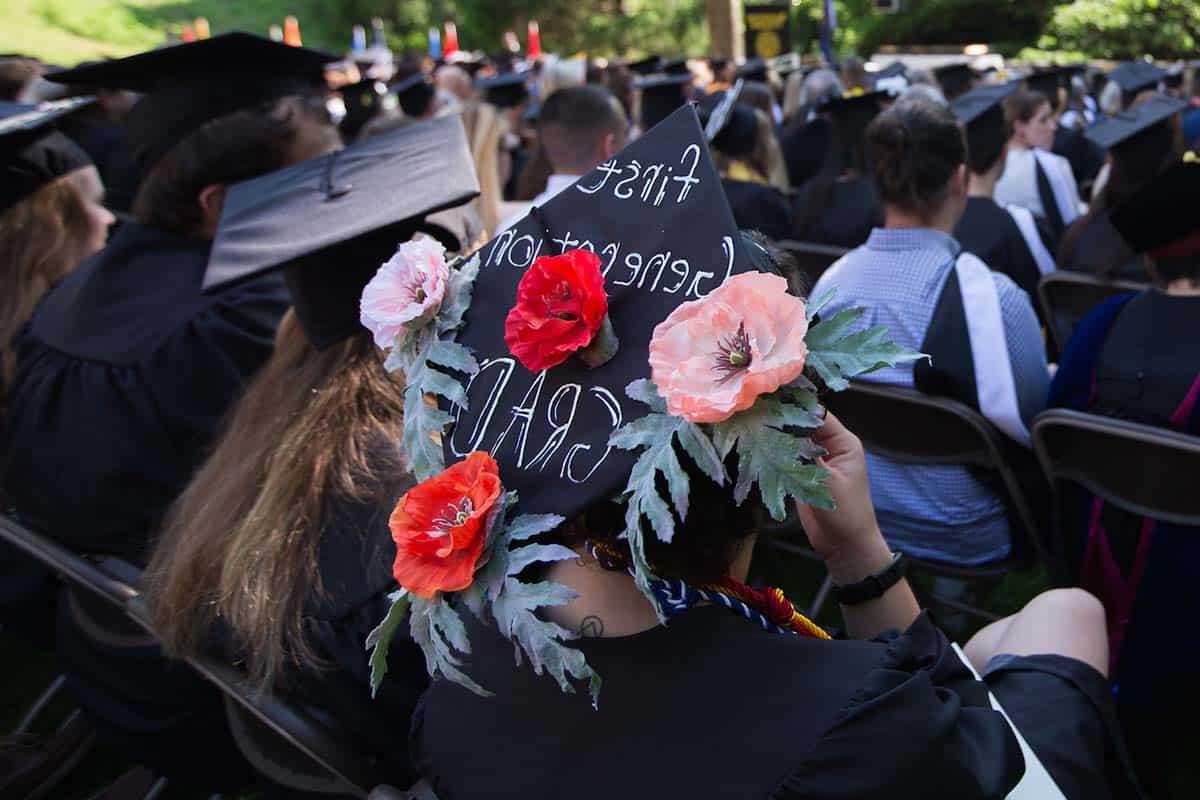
top-left (831, 552), bottom-right (907, 606)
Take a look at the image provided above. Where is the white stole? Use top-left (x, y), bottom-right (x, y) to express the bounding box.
top-left (955, 252), bottom-right (1032, 445)
top-left (1032, 149), bottom-right (1079, 228)
top-left (1005, 204), bottom-right (1057, 277)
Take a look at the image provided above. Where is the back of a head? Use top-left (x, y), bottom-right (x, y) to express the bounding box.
top-left (1004, 87), bottom-right (1048, 129)
top-left (739, 81), bottom-right (774, 118)
top-left (1102, 93), bottom-right (1183, 211)
top-left (798, 69), bottom-right (843, 110)
top-left (538, 85), bottom-right (624, 175)
top-left (0, 57), bottom-right (41, 102)
top-left (866, 97), bottom-right (966, 220)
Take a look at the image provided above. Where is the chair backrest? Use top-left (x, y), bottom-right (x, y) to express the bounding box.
top-left (775, 239), bottom-right (850, 287)
top-left (1037, 271), bottom-right (1146, 354)
top-left (0, 515), bottom-right (139, 607)
top-left (1033, 409), bottom-right (1200, 526)
top-left (825, 381), bottom-right (1043, 561)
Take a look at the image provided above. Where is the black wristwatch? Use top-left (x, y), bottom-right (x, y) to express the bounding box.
top-left (831, 552), bottom-right (908, 606)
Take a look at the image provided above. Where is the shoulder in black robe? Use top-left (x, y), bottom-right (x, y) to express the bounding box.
top-left (721, 178), bottom-right (793, 242)
top-left (790, 177), bottom-right (881, 248)
top-left (1059, 212), bottom-right (1145, 281)
top-left (0, 221), bottom-right (289, 563)
top-left (955, 197), bottom-right (1050, 315)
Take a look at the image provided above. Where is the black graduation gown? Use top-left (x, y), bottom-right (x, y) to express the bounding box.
top-left (955, 197), bottom-right (1055, 317)
top-left (790, 177), bottom-right (882, 248)
top-left (1059, 212), bottom-right (1145, 281)
top-left (720, 178), bottom-right (793, 242)
top-left (0, 221), bottom-right (289, 564)
top-left (414, 607), bottom-right (1131, 799)
top-left (780, 116), bottom-right (830, 188)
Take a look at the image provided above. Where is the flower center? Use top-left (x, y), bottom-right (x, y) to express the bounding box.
top-left (712, 321), bottom-right (753, 383)
top-left (429, 497), bottom-right (474, 537)
top-left (543, 280), bottom-right (578, 321)
top-left (411, 285), bottom-right (427, 303)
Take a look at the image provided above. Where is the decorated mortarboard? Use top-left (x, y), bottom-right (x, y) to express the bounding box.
top-left (702, 78), bottom-right (744, 142)
top-left (392, 70), bottom-right (436, 117)
top-left (1108, 61), bottom-right (1165, 97)
top-left (203, 113), bottom-right (479, 350)
top-left (46, 33), bottom-right (336, 172)
top-left (934, 62), bottom-right (975, 100)
top-left (359, 104), bottom-right (922, 704)
top-left (1084, 93), bottom-right (1186, 151)
top-left (0, 97), bottom-right (95, 215)
top-left (737, 57), bottom-right (769, 84)
top-left (475, 71), bottom-right (530, 108)
top-left (701, 80), bottom-right (757, 158)
top-left (634, 72), bottom-right (693, 130)
top-left (1111, 155), bottom-right (1200, 260)
top-left (627, 55), bottom-right (662, 76)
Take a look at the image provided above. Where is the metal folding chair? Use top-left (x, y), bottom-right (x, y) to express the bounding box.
top-left (1037, 271), bottom-right (1146, 355)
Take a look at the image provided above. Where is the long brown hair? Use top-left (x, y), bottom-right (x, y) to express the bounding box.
top-left (0, 175), bottom-right (95, 412)
top-left (145, 312), bottom-right (407, 687)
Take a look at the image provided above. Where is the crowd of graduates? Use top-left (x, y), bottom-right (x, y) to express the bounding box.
top-left (1, 26), bottom-right (1198, 800)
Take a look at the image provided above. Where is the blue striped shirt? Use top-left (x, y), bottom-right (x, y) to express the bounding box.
top-left (812, 227), bottom-right (1049, 565)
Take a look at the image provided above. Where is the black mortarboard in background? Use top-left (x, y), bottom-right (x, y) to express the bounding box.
top-left (1108, 61), bottom-right (1165, 101)
top-left (204, 113), bottom-right (480, 349)
top-left (662, 58), bottom-right (692, 77)
top-left (46, 33), bottom-right (336, 172)
top-left (339, 79), bottom-right (390, 141)
top-left (628, 56), bottom-right (662, 77)
top-left (820, 90), bottom-right (887, 142)
top-left (446, 104), bottom-right (757, 519)
top-left (873, 61), bottom-right (907, 82)
top-left (0, 97), bottom-right (94, 214)
top-left (476, 71), bottom-right (530, 109)
top-left (634, 73), bottom-right (692, 130)
top-left (738, 57), bottom-right (769, 84)
top-left (392, 71), bottom-right (436, 117)
top-left (1085, 93), bottom-right (1185, 152)
top-left (447, 54), bottom-right (489, 78)
top-left (934, 62), bottom-right (975, 100)
top-left (1025, 67), bottom-right (1068, 106)
top-left (702, 79), bottom-right (756, 158)
top-left (1165, 70), bottom-right (1185, 90)
top-left (950, 81), bottom-right (1018, 174)
top-left (1110, 158), bottom-right (1200, 260)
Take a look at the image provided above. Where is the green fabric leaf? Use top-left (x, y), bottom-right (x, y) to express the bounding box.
top-left (711, 399), bottom-right (833, 520)
top-left (807, 287), bottom-right (837, 321)
top-left (624, 378), bottom-right (668, 413)
top-left (425, 339), bottom-right (479, 375)
top-left (806, 307), bottom-right (927, 392)
top-left (436, 253), bottom-right (481, 334)
top-left (366, 590), bottom-right (410, 698)
top-left (409, 596), bottom-right (491, 697)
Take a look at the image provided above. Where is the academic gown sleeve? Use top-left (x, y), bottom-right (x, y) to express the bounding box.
top-left (775, 613), bottom-right (1024, 800)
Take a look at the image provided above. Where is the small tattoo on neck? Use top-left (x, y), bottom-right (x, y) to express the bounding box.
top-left (579, 615), bottom-right (605, 638)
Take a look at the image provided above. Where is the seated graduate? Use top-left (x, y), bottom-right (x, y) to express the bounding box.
top-left (498, 85), bottom-right (626, 233)
top-left (1, 99), bottom-right (114, 435)
top-left (1050, 156), bottom-right (1200, 793)
top-left (700, 87), bottom-right (792, 241)
top-left (144, 115), bottom-right (480, 788)
top-left (790, 90), bottom-right (886, 248)
top-left (0, 34), bottom-right (341, 568)
top-left (951, 82), bottom-right (1059, 308)
top-left (994, 87), bottom-right (1082, 239)
top-left (358, 106), bottom-right (1134, 800)
top-left (476, 72), bottom-right (533, 199)
top-left (1059, 94), bottom-right (1186, 281)
top-left (779, 69), bottom-right (842, 187)
top-left (812, 97), bottom-right (1049, 566)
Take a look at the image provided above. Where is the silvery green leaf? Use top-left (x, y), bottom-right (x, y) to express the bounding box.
top-left (425, 339), bottom-right (479, 376)
top-left (674, 419), bottom-right (728, 486)
top-left (506, 543), bottom-right (579, 576)
top-left (366, 590), bottom-right (410, 698)
top-left (437, 253), bottom-right (480, 334)
top-left (711, 400), bottom-right (833, 520)
top-left (504, 512), bottom-right (565, 542)
top-left (397, 327), bottom-right (477, 481)
top-left (624, 378), bottom-right (668, 413)
top-left (403, 385), bottom-right (454, 482)
top-left (807, 287), bottom-right (837, 321)
top-left (806, 308), bottom-right (927, 392)
top-left (410, 596), bottom-right (491, 697)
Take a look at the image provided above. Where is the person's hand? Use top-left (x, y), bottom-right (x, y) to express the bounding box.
top-left (795, 412), bottom-right (893, 584)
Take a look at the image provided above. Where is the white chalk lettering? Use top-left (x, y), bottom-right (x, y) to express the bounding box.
top-left (489, 370), bottom-right (547, 467)
top-left (614, 159), bottom-right (642, 199)
top-left (672, 144), bottom-right (702, 203)
top-left (686, 234), bottom-right (735, 298)
top-left (450, 357), bottom-right (514, 456)
top-left (612, 251), bottom-right (643, 287)
top-left (525, 383), bottom-right (582, 471)
top-left (576, 159), bottom-right (622, 195)
top-left (564, 387), bottom-right (624, 483)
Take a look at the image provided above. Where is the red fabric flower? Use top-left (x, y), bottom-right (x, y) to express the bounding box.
top-left (504, 249), bottom-right (609, 372)
top-left (390, 451), bottom-right (503, 599)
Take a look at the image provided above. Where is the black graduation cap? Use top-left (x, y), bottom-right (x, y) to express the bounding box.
top-left (634, 73), bottom-right (692, 130)
top-left (701, 79), bottom-right (756, 158)
top-left (628, 56), bottom-right (662, 77)
top-left (662, 58), bottom-right (692, 77)
top-left (934, 62), bottom-right (975, 100)
top-left (445, 103), bottom-right (757, 519)
top-left (738, 57), bottom-right (768, 84)
top-left (1108, 61), bottom-right (1165, 98)
top-left (204, 113), bottom-right (480, 349)
top-left (1165, 69), bottom-right (1185, 90)
top-left (1024, 66), bottom-right (1074, 104)
top-left (338, 79), bottom-right (390, 140)
top-left (0, 96), bottom-right (94, 215)
top-left (46, 33), bottom-right (336, 172)
top-left (476, 71), bottom-right (530, 109)
top-left (1085, 93), bottom-right (1186, 151)
top-left (393, 71), bottom-right (436, 117)
top-left (819, 89), bottom-right (888, 141)
top-left (951, 81), bottom-right (1019, 173)
top-left (702, 79), bottom-right (744, 141)
top-left (873, 61), bottom-right (908, 82)
top-left (1110, 158), bottom-right (1200, 259)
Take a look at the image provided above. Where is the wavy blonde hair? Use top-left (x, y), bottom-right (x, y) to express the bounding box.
top-left (460, 100), bottom-right (511, 234)
top-left (145, 312), bottom-right (407, 687)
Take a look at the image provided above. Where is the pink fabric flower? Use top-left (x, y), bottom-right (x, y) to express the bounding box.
top-left (648, 272), bottom-right (809, 423)
top-left (360, 238), bottom-right (450, 348)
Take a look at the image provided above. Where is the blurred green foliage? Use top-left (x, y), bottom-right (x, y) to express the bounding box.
top-left (1038, 0), bottom-right (1200, 60)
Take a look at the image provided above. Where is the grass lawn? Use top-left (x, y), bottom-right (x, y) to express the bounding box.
top-left (2, 0), bottom-right (350, 66)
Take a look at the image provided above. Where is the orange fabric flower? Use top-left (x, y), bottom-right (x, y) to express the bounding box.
top-left (390, 451), bottom-right (503, 599)
top-left (648, 272), bottom-right (809, 423)
top-left (504, 249), bottom-right (609, 372)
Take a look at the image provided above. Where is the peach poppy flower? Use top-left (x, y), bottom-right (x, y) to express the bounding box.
top-left (360, 237), bottom-right (450, 348)
top-left (390, 451), bottom-right (503, 599)
top-left (648, 272), bottom-right (808, 423)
